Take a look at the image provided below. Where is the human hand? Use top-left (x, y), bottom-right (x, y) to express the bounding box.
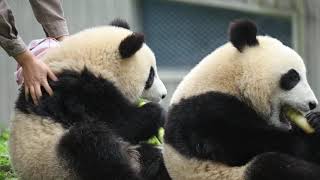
top-left (15, 50), bottom-right (58, 105)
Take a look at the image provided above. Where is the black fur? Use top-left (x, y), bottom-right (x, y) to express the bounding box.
top-left (280, 69), bottom-right (300, 91)
top-left (137, 143), bottom-right (172, 180)
top-left (110, 19), bottom-right (130, 30)
top-left (58, 122), bottom-right (141, 180)
top-left (245, 152), bottom-right (320, 180)
top-left (16, 68), bottom-right (170, 180)
top-left (144, 67), bottom-right (155, 90)
top-left (228, 19), bottom-right (259, 52)
top-left (165, 92), bottom-right (320, 179)
top-left (119, 33), bottom-right (144, 59)
top-left (306, 112), bottom-right (320, 133)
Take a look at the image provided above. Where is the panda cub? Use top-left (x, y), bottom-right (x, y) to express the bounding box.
top-left (164, 19), bottom-right (320, 180)
top-left (9, 19), bottom-right (171, 180)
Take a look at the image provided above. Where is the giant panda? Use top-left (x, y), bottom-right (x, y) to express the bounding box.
top-left (163, 19), bottom-right (320, 180)
top-left (9, 19), bottom-right (171, 180)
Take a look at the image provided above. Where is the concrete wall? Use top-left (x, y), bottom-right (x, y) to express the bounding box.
top-left (304, 0), bottom-right (320, 103)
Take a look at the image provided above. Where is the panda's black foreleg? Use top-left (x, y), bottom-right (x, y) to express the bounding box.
top-left (304, 112), bottom-right (320, 164)
top-left (245, 152), bottom-right (320, 180)
top-left (114, 102), bottom-right (166, 144)
top-left (137, 143), bottom-right (171, 180)
top-left (57, 121), bottom-right (142, 180)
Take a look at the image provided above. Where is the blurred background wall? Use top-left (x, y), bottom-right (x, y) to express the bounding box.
top-left (0, 0), bottom-right (319, 127)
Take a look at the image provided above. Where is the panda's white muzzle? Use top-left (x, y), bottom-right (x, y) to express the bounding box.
top-left (141, 76), bottom-right (167, 103)
top-left (284, 81), bottom-right (318, 113)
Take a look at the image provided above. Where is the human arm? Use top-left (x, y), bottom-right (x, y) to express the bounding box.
top-left (0, 0), bottom-right (26, 56)
top-left (0, 0), bottom-right (58, 104)
top-left (29, 0), bottom-right (69, 40)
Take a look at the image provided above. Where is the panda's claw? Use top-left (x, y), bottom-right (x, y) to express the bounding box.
top-left (306, 112), bottom-right (320, 134)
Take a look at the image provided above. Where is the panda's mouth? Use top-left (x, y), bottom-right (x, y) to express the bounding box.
top-left (279, 105), bottom-right (310, 130)
top-left (279, 106), bottom-right (293, 129)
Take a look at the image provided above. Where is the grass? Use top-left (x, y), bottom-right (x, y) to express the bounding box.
top-left (0, 130), bottom-right (16, 180)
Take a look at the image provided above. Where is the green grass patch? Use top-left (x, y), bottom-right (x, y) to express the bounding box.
top-left (0, 130), bottom-right (16, 180)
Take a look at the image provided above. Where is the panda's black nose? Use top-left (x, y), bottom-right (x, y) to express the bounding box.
top-left (161, 94), bottom-right (166, 99)
top-left (309, 102), bottom-right (317, 110)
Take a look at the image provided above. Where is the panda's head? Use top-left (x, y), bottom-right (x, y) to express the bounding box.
top-left (44, 19), bottom-right (167, 103)
top-left (228, 19), bottom-right (318, 129)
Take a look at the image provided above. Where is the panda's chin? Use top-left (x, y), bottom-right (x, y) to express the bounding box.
top-left (268, 104), bottom-right (293, 130)
top-left (141, 96), bottom-right (162, 104)
top-left (151, 97), bottom-right (162, 103)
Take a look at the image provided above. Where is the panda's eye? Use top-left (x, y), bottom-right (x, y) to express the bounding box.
top-left (144, 67), bottom-right (155, 90)
top-left (280, 69), bottom-right (300, 91)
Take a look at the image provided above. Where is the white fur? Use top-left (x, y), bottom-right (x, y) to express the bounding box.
top-left (9, 111), bottom-right (75, 180)
top-left (142, 65), bottom-right (167, 103)
top-left (163, 144), bottom-right (246, 180)
top-left (165, 36), bottom-right (318, 179)
top-left (170, 36), bottom-right (317, 124)
top-left (43, 26), bottom-right (165, 103)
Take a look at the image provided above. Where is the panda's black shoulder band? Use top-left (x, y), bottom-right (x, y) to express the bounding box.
top-left (228, 19), bottom-right (259, 52)
top-left (110, 19), bottom-right (130, 30)
top-left (119, 33), bottom-right (144, 59)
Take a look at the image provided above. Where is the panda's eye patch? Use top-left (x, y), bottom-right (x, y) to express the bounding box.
top-left (145, 67), bottom-right (155, 90)
top-left (280, 69), bottom-right (300, 90)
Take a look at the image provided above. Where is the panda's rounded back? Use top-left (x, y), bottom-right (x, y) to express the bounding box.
top-left (170, 42), bottom-right (241, 105)
top-left (9, 112), bottom-right (76, 179)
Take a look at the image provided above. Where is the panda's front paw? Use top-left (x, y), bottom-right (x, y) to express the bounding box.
top-left (130, 102), bottom-right (166, 142)
top-left (306, 112), bottom-right (320, 134)
top-left (140, 102), bottom-right (166, 128)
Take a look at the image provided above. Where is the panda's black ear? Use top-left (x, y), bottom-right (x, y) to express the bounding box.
top-left (119, 33), bottom-right (144, 59)
top-left (228, 19), bottom-right (259, 52)
top-left (110, 18), bottom-right (130, 30)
